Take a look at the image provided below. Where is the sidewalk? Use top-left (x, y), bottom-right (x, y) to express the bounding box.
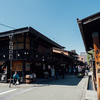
top-left (85, 72), bottom-right (97, 100)
top-left (85, 90), bottom-right (97, 100)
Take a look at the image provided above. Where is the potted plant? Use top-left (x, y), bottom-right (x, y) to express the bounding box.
top-left (77, 73), bottom-right (83, 78)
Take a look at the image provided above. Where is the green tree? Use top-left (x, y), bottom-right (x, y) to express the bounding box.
top-left (87, 50), bottom-right (94, 65)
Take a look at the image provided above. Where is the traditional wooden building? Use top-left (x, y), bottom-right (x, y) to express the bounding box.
top-left (53, 47), bottom-right (73, 73)
top-left (77, 12), bottom-right (100, 99)
top-left (53, 48), bottom-right (82, 73)
top-left (0, 27), bottom-right (64, 82)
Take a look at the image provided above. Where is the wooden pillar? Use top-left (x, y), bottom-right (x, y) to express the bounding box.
top-left (22, 61), bottom-right (25, 82)
top-left (92, 32), bottom-right (100, 100)
top-left (50, 47), bottom-right (53, 55)
top-left (22, 34), bottom-right (26, 82)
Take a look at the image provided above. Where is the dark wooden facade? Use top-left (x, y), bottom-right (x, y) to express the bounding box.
top-left (0, 27), bottom-right (64, 82)
top-left (0, 26), bottom-right (82, 83)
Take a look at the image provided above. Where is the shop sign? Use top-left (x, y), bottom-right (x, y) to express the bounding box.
top-left (9, 54), bottom-right (13, 60)
top-left (61, 64), bottom-right (65, 66)
top-left (97, 68), bottom-right (100, 73)
top-left (9, 41), bottom-right (13, 45)
top-left (35, 63), bottom-right (41, 66)
top-left (26, 63), bottom-right (30, 71)
top-left (9, 49), bottom-right (13, 54)
top-left (9, 41), bottom-right (13, 60)
top-left (12, 61), bottom-right (22, 71)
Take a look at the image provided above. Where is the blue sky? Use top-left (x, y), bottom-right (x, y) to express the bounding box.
top-left (0, 0), bottom-right (100, 54)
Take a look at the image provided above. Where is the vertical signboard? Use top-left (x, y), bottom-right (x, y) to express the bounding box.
top-left (9, 40), bottom-right (13, 60)
top-left (92, 32), bottom-right (100, 100)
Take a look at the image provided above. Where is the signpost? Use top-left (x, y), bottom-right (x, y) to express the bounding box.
top-left (92, 32), bottom-right (100, 100)
top-left (9, 35), bottom-right (13, 88)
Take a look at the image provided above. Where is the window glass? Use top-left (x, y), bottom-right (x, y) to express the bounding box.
top-left (26, 43), bottom-right (30, 49)
top-left (13, 43), bottom-right (24, 50)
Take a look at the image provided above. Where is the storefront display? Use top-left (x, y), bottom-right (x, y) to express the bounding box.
top-left (12, 61), bottom-right (22, 71)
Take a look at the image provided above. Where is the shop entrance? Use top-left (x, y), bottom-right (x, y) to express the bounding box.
top-left (30, 62), bottom-right (44, 78)
top-left (0, 61), bottom-right (9, 82)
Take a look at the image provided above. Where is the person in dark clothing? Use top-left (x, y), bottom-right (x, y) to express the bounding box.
top-left (71, 67), bottom-right (74, 74)
top-left (55, 66), bottom-right (59, 79)
top-left (69, 67), bottom-right (71, 74)
top-left (61, 66), bottom-right (64, 79)
top-left (13, 71), bottom-right (19, 85)
top-left (82, 67), bottom-right (85, 76)
top-left (75, 67), bottom-right (78, 77)
top-left (85, 67), bottom-right (89, 76)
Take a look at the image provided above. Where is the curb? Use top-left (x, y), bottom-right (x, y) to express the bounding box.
top-left (81, 76), bottom-right (89, 100)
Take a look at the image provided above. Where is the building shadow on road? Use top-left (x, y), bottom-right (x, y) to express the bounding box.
top-left (33, 75), bottom-right (83, 86)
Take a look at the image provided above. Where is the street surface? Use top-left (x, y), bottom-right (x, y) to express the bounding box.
top-left (0, 75), bottom-right (88, 100)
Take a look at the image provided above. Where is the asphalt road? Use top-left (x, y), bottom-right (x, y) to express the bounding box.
top-left (0, 75), bottom-right (88, 100)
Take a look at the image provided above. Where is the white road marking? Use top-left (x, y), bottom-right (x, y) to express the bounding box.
top-left (0, 89), bottom-right (17, 96)
top-left (0, 87), bottom-right (38, 100)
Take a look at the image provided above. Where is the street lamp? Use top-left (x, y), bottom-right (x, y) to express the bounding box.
top-left (36, 55), bottom-right (38, 57)
top-left (24, 52), bottom-right (26, 55)
top-left (3, 55), bottom-right (6, 58)
top-left (42, 59), bottom-right (44, 61)
top-left (18, 54), bottom-right (20, 57)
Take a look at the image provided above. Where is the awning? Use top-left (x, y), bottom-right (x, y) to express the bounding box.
top-left (0, 62), bottom-right (4, 65)
top-left (77, 12), bottom-right (100, 52)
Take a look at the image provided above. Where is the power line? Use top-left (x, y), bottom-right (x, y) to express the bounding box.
top-left (0, 23), bottom-right (15, 30)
